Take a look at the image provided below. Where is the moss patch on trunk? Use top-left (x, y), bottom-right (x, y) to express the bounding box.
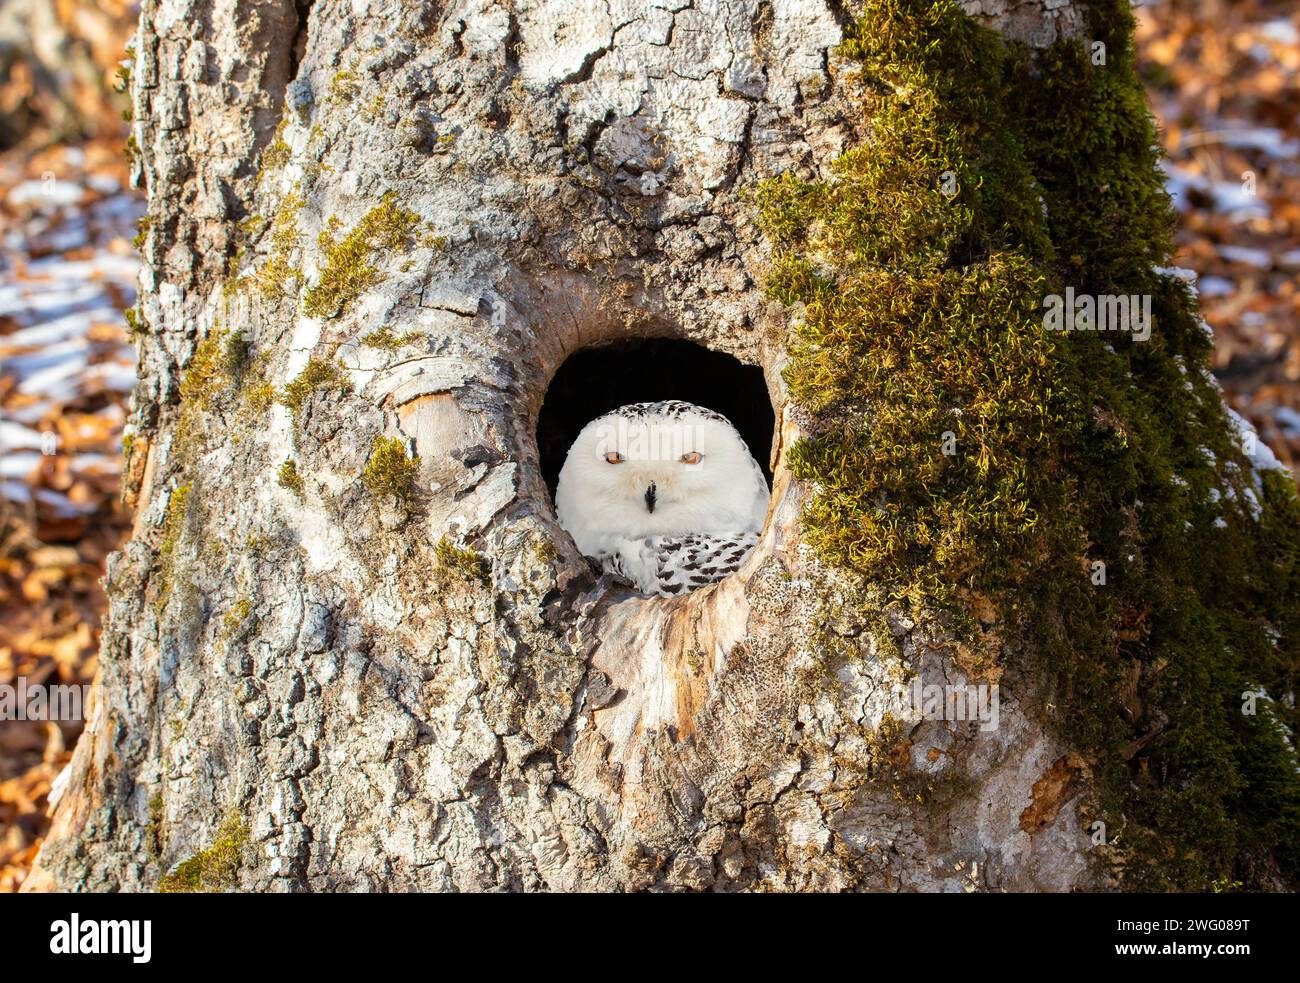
top-left (302, 193), bottom-right (422, 318)
top-left (361, 435), bottom-right (419, 503)
top-left (758, 0), bottom-right (1300, 890)
top-left (157, 812), bottom-right (249, 893)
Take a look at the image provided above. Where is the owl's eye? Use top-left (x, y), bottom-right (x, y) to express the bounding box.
top-left (604, 451), bottom-right (625, 464)
top-left (680, 451), bottom-right (703, 465)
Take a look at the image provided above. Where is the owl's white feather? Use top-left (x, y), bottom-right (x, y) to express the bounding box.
top-left (556, 401), bottom-right (769, 596)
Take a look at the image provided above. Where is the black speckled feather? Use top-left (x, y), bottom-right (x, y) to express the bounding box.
top-left (598, 531), bottom-right (760, 596)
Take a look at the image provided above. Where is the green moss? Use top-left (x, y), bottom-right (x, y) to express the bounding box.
top-left (304, 158), bottom-right (334, 184)
top-left (278, 459), bottom-right (305, 498)
top-left (361, 435), bottom-right (419, 501)
top-left (155, 483), bottom-right (193, 607)
top-left (243, 188), bottom-right (304, 300)
top-left (132, 215), bottom-right (151, 250)
top-left (223, 330), bottom-right (251, 377)
top-left (362, 94), bottom-right (385, 121)
top-left (328, 70), bottom-right (359, 104)
top-left (179, 331), bottom-right (228, 406)
top-left (244, 379), bottom-right (276, 413)
top-left (124, 307), bottom-right (144, 339)
top-left (302, 193), bottom-right (422, 318)
top-left (157, 811), bottom-right (249, 893)
top-left (262, 117), bottom-right (292, 171)
top-left (230, 350), bottom-right (274, 416)
top-left (222, 250), bottom-right (245, 301)
top-left (159, 484), bottom-right (192, 557)
top-left (757, 0), bottom-right (1300, 890)
top-left (435, 539), bottom-right (490, 583)
top-left (222, 597), bottom-right (253, 636)
top-left (278, 357), bottom-right (347, 413)
top-left (245, 533), bottom-right (271, 555)
top-left (361, 326), bottom-right (421, 351)
top-left (237, 214), bottom-right (266, 240)
top-left (147, 791), bottom-right (164, 858)
top-left (171, 329), bottom-right (236, 462)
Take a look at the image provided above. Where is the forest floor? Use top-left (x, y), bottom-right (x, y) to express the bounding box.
top-left (1136, 0), bottom-right (1300, 467)
top-left (0, 0), bottom-right (1297, 890)
top-left (0, 135), bottom-right (139, 890)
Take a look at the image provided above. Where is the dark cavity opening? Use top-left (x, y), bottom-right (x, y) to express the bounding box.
top-left (538, 338), bottom-right (775, 499)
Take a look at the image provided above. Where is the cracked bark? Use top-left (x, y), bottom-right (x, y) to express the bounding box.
top-left (28, 0), bottom-right (1100, 892)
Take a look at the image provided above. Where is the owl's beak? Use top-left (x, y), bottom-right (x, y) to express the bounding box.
top-left (644, 481), bottom-right (657, 513)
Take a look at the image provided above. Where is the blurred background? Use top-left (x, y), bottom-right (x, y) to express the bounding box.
top-left (0, 0), bottom-right (1296, 890)
top-left (0, 0), bottom-right (139, 891)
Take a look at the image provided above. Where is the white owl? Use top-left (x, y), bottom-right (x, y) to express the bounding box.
top-left (555, 400), bottom-right (770, 596)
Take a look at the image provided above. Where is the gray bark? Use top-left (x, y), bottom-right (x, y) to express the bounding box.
top-left (29, 0), bottom-right (1097, 892)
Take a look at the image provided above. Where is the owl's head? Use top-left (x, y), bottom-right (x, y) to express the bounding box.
top-left (555, 401), bottom-right (770, 556)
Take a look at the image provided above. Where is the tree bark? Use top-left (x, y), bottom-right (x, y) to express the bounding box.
top-left (28, 0), bottom-right (1109, 892)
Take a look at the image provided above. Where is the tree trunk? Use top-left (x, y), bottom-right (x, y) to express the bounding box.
top-left (24, 0), bottom-right (1294, 893)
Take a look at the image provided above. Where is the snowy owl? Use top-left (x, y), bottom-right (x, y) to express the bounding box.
top-left (555, 400), bottom-right (770, 596)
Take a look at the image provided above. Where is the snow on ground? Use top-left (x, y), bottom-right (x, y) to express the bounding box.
top-left (0, 145), bottom-right (141, 525)
top-left (1137, 1), bottom-right (1300, 467)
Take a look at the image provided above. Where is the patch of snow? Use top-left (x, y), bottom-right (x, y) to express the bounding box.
top-left (84, 361), bottom-right (139, 392)
top-left (1228, 407), bottom-right (1287, 474)
top-left (86, 173), bottom-right (121, 196)
top-left (1160, 162), bottom-right (1268, 218)
top-left (1274, 406), bottom-right (1300, 437)
top-left (0, 451), bottom-right (41, 478)
top-left (33, 488), bottom-right (98, 517)
top-left (0, 421), bottom-right (45, 452)
top-left (1261, 19), bottom-right (1299, 45)
top-left (1217, 244), bottom-right (1272, 269)
top-left (1215, 127), bottom-right (1300, 159)
top-left (1199, 276), bottom-right (1234, 298)
top-left (7, 179), bottom-right (84, 209)
top-left (1155, 264), bottom-right (1198, 284)
top-left (12, 347), bottom-right (92, 395)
